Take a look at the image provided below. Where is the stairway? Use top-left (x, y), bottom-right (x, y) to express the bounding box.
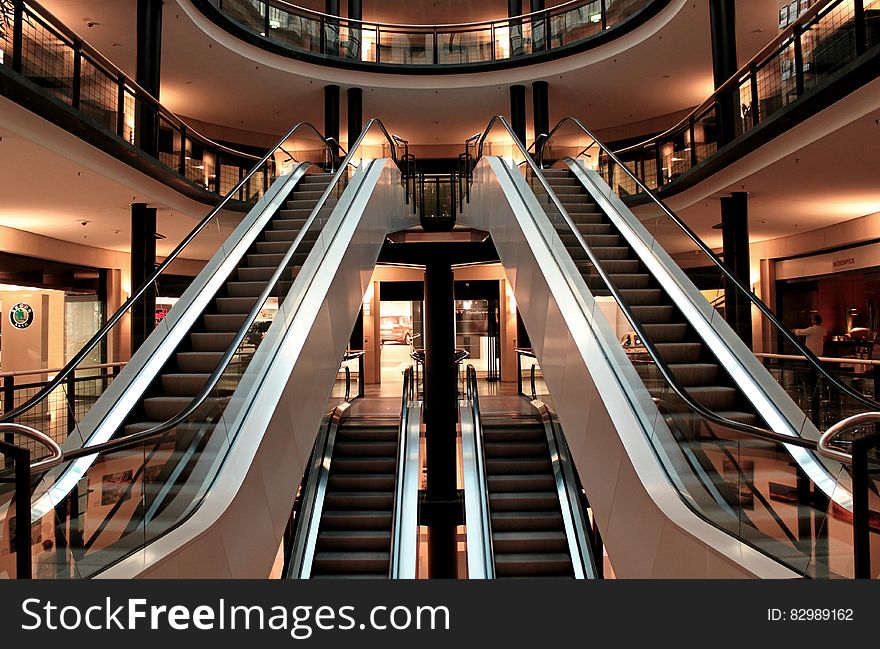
top-left (482, 414), bottom-right (573, 578)
top-left (311, 416), bottom-right (400, 578)
top-left (540, 168), bottom-right (758, 431)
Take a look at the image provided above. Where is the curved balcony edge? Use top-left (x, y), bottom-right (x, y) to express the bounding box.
top-left (191, 0), bottom-right (672, 75)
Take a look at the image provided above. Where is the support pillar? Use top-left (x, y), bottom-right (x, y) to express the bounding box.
top-left (509, 85), bottom-right (527, 147)
top-left (709, 0), bottom-right (738, 146)
top-left (135, 0), bottom-right (162, 158)
top-left (423, 261), bottom-right (458, 578)
top-left (347, 0), bottom-right (362, 58)
top-left (347, 87), bottom-right (363, 153)
top-left (532, 80), bottom-right (549, 151)
top-left (720, 192), bottom-right (751, 348)
top-left (530, 0), bottom-right (546, 51)
top-left (324, 0), bottom-right (340, 56)
top-left (324, 85), bottom-right (340, 162)
top-left (130, 203), bottom-right (157, 354)
top-left (509, 0), bottom-right (524, 57)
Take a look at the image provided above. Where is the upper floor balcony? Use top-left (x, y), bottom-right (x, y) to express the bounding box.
top-left (195, 0), bottom-right (670, 72)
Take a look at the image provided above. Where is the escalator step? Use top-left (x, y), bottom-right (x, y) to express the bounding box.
top-left (328, 474), bottom-right (396, 490)
top-left (489, 492), bottom-right (559, 511)
top-left (320, 510), bottom-right (393, 530)
top-left (160, 373), bottom-right (211, 396)
top-left (493, 553), bottom-right (572, 577)
top-left (331, 457), bottom-right (397, 473)
top-left (271, 218), bottom-right (308, 231)
top-left (639, 322), bottom-right (689, 343)
top-left (637, 362), bottom-right (719, 386)
top-left (226, 279), bottom-right (292, 297)
top-left (336, 426), bottom-right (399, 442)
top-left (176, 351), bottom-right (224, 373)
top-left (629, 305), bottom-right (676, 324)
top-left (653, 342), bottom-right (703, 363)
top-left (486, 458), bottom-right (552, 473)
top-left (323, 491), bottom-right (394, 510)
top-left (492, 531), bottom-right (568, 553)
top-left (214, 295), bottom-right (260, 314)
top-left (618, 288), bottom-right (664, 305)
top-left (312, 552), bottom-right (390, 574)
top-left (487, 474), bottom-right (555, 492)
top-left (202, 312), bottom-right (248, 332)
top-left (317, 530), bottom-right (391, 552)
top-left (190, 331), bottom-right (236, 352)
top-left (484, 442), bottom-right (549, 458)
top-left (333, 441), bottom-right (398, 457)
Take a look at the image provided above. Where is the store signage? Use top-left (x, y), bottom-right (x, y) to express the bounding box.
top-left (9, 302), bottom-right (34, 329)
top-left (777, 242), bottom-right (880, 280)
top-left (832, 257), bottom-right (855, 269)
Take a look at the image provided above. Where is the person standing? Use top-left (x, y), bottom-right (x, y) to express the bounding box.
top-left (794, 313), bottom-right (826, 357)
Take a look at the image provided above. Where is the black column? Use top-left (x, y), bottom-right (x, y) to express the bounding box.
top-left (347, 0), bottom-right (361, 20)
top-left (347, 0), bottom-right (361, 58)
top-left (135, 0), bottom-right (162, 158)
top-left (325, 0), bottom-right (340, 56)
top-left (347, 87), bottom-right (363, 153)
top-left (709, 0), bottom-right (738, 146)
top-left (510, 85), bottom-right (527, 146)
top-left (325, 85), bottom-right (340, 163)
top-left (349, 307), bottom-right (364, 350)
top-left (720, 192), bottom-right (752, 348)
top-left (423, 261), bottom-right (458, 578)
top-left (130, 203), bottom-right (157, 353)
top-left (530, 0), bottom-right (546, 50)
top-left (509, 0), bottom-right (523, 57)
top-left (532, 80), bottom-right (549, 150)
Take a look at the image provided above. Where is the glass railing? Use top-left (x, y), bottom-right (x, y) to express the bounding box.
top-left (539, 116), bottom-right (880, 440)
top-left (538, 0), bottom-right (880, 194)
top-left (475, 115), bottom-right (880, 578)
top-left (0, 0), bottom-right (304, 199)
top-left (0, 118), bottom-right (404, 578)
top-left (0, 121), bottom-right (333, 460)
top-left (203, 0), bottom-right (663, 68)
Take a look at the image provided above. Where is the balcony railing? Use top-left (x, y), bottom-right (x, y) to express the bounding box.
top-left (538, 0), bottom-right (880, 196)
top-left (202, 0), bottom-right (663, 69)
top-left (0, 0), bottom-right (277, 202)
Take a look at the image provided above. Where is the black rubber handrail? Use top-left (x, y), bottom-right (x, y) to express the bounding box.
top-left (0, 121), bottom-right (333, 425)
top-left (475, 115), bottom-right (822, 452)
top-left (56, 118), bottom-right (402, 463)
top-left (537, 114), bottom-right (880, 414)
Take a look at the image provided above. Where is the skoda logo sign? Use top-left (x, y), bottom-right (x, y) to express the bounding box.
top-left (9, 303), bottom-right (34, 329)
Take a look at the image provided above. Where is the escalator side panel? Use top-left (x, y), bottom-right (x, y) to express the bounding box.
top-left (100, 159), bottom-right (416, 578)
top-left (460, 157), bottom-right (797, 578)
top-left (568, 163), bottom-right (846, 503)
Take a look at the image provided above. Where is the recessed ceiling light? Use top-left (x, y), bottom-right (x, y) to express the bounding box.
top-left (662, 74), bottom-right (671, 78)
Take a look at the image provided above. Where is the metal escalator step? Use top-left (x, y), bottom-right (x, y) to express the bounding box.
top-left (226, 280), bottom-right (292, 298)
top-left (629, 305), bottom-right (676, 324)
top-left (489, 492), bottom-right (559, 511)
top-left (142, 395), bottom-right (226, 421)
top-left (493, 553), bottom-right (572, 577)
top-left (639, 322), bottom-right (689, 343)
top-left (311, 574), bottom-right (388, 579)
top-left (160, 373), bottom-right (211, 396)
top-left (176, 351), bottom-right (224, 373)
top-left (560, 233), bottom-right (619, 248)
top-left (254, 241), bottom-right (313, 256)
top-left (586, 273), bottom-right (651, 289)
top-left (486, 458), bottom-right (552, 473)
top-left (637, 362), bottom-right (719, 386)
top-left (312, 552), bottom-right (390, 574)
top-left (653, 342), bottom-right (703, 363)
top-left (316, 530), bottom-right (391, 551)
top-left (483, 442), bottom-right (549, 458)
top-left (190, 331), bottom-right (236, 352)
top-left (237, 265), bottom-right (299, 282)
top-left (320, 510), bottom-right (393, 530)
top-left (572, 223), bottom-right (613, 235)
top-left (279, 208), bottom-right (314, 219)
top-left (328, 474), bottom-right (396, 490)
top-left (656, 385), bottom-right (739, 412)
top-left (271, 218), bottom-right (308, 231)
top-left (331, 457), bottom-right (397, 473)
top-left (202, 312), bottom-right (248, 332)
top-left (491, 531), bottom-right (568, 553)
top-left (490, 511), bottom-right (564, 531)
top-left (618, 288), bottom-right (664, 305)
top-left (481, 427), bottom-right (546, 442)
top-left (544, 176), bottom-right (579, 185)
top-left (264, 229), bottom-right (318, 243)
top-left (335, 426), bottom-right (399, 442)
top-left (487, 474), bottom-right (555, 492)
top-left (333, 441), bottom-right (398, 457)
top-left (290, 190), bottom-right (326, 201)
top-left (214, 295), bottom-right (260, 314)
top-left (323, 491), bottom-right (394, 510)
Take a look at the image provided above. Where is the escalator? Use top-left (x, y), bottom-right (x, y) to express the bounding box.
top-left (463, 115), bottom-right (880, 579)
top-left (0, 119), bottom-right (419, 579)
top-left (461, 367), bottom-right (595, 579)
top-left (288, 370), bottom-right (421, 580)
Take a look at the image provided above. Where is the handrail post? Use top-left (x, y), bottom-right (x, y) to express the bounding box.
top-left (852, 434), bottom-right (872, 578)
top-left (793, 24), bottom-right (806, 97)
top-left (0, 440), bottom-right (33, 579)
top-left (358, 352), bottom-right (365, 398)
top-left (66, 371), bottom-right (77, 436)
top-left (11, 0), bottom-right (23, 73)
top-left (116, 76), bottom-right (127, 139)
top-left (530, 363), bottom-right (537, 400)
top-left (71, 40), bottom-right (82, 110)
